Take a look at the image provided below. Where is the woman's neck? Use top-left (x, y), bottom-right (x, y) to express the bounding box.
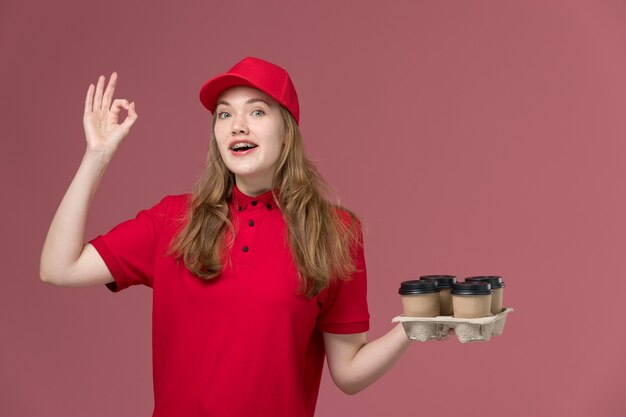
top-left (234, 176), bottom-right (273, 197)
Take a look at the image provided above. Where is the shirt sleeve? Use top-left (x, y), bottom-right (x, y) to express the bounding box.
top-left (88, 195), bottom-right (172, 293)
top-left (317, 218), bottom-right (370, 334)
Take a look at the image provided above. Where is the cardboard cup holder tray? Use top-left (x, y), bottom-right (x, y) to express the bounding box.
top-left (392, 307), bottom-right (513, 343)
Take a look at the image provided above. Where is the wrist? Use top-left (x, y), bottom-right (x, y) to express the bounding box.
top-left (83, 148), bottom-right (114, 165)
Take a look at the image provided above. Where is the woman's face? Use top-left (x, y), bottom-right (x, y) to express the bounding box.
top-left (213, 86), bottom-right (286, 194)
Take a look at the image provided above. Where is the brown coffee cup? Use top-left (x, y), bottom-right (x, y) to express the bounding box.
top-left (451, 282), bottom-right (493, 318)
top-left (419, 275), bottom-right (456, 316)
top-left (398, 280), bottom-right (441, 317)
top-left (465, 276), bottom-right (505, 314)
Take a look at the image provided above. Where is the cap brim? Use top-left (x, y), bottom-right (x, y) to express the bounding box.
top-left (198, 74), bottom-right (259, 113)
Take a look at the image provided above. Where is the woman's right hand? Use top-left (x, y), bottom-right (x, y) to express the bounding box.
top-left (83, 72), bottom-right (138, 156)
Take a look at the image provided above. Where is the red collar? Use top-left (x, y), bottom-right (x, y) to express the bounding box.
top-left (230, 184), bottom-right (279, 212)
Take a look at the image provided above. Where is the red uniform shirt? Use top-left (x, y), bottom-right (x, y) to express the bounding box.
top-left (89, 184), bottom-right (369, 417)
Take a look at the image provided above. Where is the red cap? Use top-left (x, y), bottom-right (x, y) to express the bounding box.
top-left (199, 57), bottom-right (300, 124)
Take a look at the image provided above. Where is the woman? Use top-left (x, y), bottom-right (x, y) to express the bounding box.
top-left (40, 57), bottom-right (411, 417)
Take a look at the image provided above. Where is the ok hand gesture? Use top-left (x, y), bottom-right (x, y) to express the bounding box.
top-left (83, 72), bottom-right (138, 156)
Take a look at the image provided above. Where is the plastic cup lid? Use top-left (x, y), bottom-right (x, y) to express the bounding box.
top-left (451, 281), bottom-right (493, 295)
top-left (465, 276), bottom-right (505, 289)
top-left (399, 280), bottom-right (441, 295)
top-left (419, 275), bottom-right (457, 288)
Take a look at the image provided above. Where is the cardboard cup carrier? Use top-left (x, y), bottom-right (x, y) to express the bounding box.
top-left (394, 276), bottom-right (512, 343)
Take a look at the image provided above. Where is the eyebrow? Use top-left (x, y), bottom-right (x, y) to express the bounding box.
top-left (215, 98), bottom-right (273, 108)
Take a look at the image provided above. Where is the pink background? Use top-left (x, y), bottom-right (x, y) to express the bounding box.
top-left (2, 0), bottom-right (625, 416)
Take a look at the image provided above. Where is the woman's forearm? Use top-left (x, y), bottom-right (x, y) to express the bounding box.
top-left (39, 151), bottom-right (111, 283)
top-left (342, 323), bottom-right (411, 394)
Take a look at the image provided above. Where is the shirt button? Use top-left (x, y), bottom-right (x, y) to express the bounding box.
top-left (242, 246), bottom-right (249, 252)
top-left (266, 203), bottom-right (272, 209)
top-left (237, 206), bottom-right (242, 212)
top-left (248, 220), bottom-right (255, 227)
top-left (251, 201), bottom-right (258, 206)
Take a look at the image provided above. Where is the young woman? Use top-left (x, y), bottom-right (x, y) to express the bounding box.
top-left (40, 57), bottom-right (411, 417)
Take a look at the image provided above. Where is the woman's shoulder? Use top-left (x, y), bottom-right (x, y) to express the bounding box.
top-left (333, 205), bottom-right (361, 229)
top-left (146, 194), bottom-right (191, 222)
top-left (158, 193), bottom-right (191, 206)
top-left (150, 193), bottom-right (190, 209)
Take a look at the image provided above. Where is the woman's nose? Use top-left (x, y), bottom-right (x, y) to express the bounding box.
top-left (231, 113), bottom-right (249, 135)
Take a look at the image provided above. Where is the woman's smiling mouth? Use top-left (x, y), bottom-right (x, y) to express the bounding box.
top-left (229, 140), bottom-right (259, 155)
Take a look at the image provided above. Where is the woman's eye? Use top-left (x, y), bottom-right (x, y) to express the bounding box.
top-left (252, 109), bottom-right (265, 116)
top-left (217, 111), bottom-right (230, 119)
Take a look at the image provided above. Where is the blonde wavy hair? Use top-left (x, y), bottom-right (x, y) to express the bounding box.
top-left (167, 106), bottom-right (362, 298)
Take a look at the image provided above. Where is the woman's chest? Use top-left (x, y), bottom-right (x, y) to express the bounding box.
top-left (153, 210), bottom-right (320, 327)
